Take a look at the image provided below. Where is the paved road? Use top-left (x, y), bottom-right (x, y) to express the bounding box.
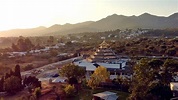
top-left (21, 56), bottom-right (81, 77)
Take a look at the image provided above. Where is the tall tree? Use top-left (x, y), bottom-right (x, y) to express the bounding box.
top-left (129, 58), bottom-right (177, 100)
top-left (24, 38), bottom-right (34, 50)
top-left (129, 58), bottom-right (153, 99)
top-left (11, 43), bottom-right (18, 51)
top-left (88, 66), bottom-right (109, 89)
top-left (14, 65), bottom-right (21, 80)
top-left (17, 38), bottom-right (25, 51)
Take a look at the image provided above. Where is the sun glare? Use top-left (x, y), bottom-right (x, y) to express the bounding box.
top-left (0, 0), bottom-right (90, 31)
top-left (0, 0), bottom-right (177, 31)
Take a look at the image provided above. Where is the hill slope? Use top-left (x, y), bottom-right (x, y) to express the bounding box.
top-left (0, 13), bottom-right (178, 37)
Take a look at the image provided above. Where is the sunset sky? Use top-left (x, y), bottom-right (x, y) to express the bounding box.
top-left (0, 0), bottom-right (177, 31)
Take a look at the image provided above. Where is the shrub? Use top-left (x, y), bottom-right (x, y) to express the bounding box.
top-left (64, 85), bottom-right (75, 97)
top-left (34, 87), bottom-right (41, 99)
top-left (50, 49), bottom-right (58, 57)
top-left (23, 64), bottom-right (33, 71)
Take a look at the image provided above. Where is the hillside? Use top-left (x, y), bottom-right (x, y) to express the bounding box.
top-left (0, 12), bottom-right (178, 37)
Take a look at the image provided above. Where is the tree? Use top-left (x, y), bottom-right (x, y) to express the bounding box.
top-left (17, 38), bottom-right (25, 51)
top-left (148, 83), bottom-right (173, 100)
top-left (5, 73), bottom-right (10, 79)
top-left (4, 76), bottom-right (22, 94)
top-left (87, 74), bottom-right (100, 89)
top-left (24, 38), bottom-right (34, 50)
top-left (23, 76), bottom-right (41, 88)
top-left (15, 37), bottom-right (34, 51)
top-left (161, 59), bottom-right (178, 85)
top-left (14, 65), bottom-right (22, 80)
top-left (88, 66), bottom-right (109, 89)
top-left (34, 87), bottom-right (41, 99)
top-left (129, 58), bottom-right (178, 100)
top-left (59, 64), bottom-right (85, 82)
top-left (0, 76), bottom-right (4, 92)
top-left (11, 43), bottom-right (18, 51)
top-left (64, 85), bottom-right (75, 97)
top-left (148, 59), bottom-right (163, 69)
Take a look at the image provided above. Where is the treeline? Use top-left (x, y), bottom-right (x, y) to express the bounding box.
top-left (11, 37), bottom-right (34, 52)
top-left (0, 65), bottom-right (41, 95)
top-left (142, 28), bottom-right (178, 37)
top-left (112, 38), bottom-right (178, 56)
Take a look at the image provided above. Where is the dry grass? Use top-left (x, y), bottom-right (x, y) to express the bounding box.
top-left (0, 54), bottom-right (58, 75)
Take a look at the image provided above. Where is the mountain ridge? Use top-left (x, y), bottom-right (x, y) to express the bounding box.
top-left (0, 12), bottom-right (178, 37)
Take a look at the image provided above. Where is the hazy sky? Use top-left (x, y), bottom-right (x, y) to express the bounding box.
top-left (0, 0), bottom-right (177, 31)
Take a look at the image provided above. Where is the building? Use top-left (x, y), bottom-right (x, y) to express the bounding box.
top-left (93, 91), bottom-right (118, 100)
top-left (89, 40), bottom-right (117, 63)
top-left (74, 40), bottom-right (132, 80)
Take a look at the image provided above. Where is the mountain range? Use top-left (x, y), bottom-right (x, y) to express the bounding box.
top-left (0, 12), bottom-right (178, 37)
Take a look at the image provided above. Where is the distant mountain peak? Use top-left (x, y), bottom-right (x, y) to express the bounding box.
top-left (105, 14), bottom-right (126, 19)
top-left (1, 12), bottom-right (178, 37)
top-left (49, 24), bottom-right (61, 28)
top-left (139, 13), bottom-right (153, 17)
top-left (111, 13), bottom-right (118, 16)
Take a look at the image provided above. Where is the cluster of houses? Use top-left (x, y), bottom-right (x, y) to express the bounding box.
top-left (74, 40), bottom-right (132, 80)
top-left (6, 43), bottom-right (65, 58)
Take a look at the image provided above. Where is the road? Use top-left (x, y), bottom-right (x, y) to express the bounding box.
top-left (21, 56), bottom-right (81, 78)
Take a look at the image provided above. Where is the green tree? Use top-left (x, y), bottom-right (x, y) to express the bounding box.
top-left (59, 64), bottom-right (85, 81)
top-left (129, 58), bottom-right (157, 99)
top-left (34, 87), bottom-right (41, 99)
top-left (24, 38), bottom-right (34, 50)
top-left (23, 76), bottom-right (41, 88)
top-left (17, 38), bottom-right (25, 51)
top-left (14, 65), bottom-right (22, 80)
top-left (16, 37), bottom-right (34, 51)
top-left (11, 43), bottom-right (18, 51)
top-left (148, 83), bottom-right (173, 100)
top-left (4, 76), bottom-right (22, 94)
top-left (64, 85), bottom-right (75, 97)
top-left (129, 58), bottom-right (178, 100)
top-left (87, 66), bottom-right (109, 89)
top-left (161, 59), bottom-right (178, 85)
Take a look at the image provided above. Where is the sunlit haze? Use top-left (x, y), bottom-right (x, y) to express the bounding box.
top-left (0, 0), bottom-right (177, 31)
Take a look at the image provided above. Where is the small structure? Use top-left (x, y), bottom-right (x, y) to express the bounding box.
top-left (170, 82), bottom-right (178, 97)
top-left (52, 77), bottom-right (67, 83)
top-left (93, 91), bottom-right (118, 100)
